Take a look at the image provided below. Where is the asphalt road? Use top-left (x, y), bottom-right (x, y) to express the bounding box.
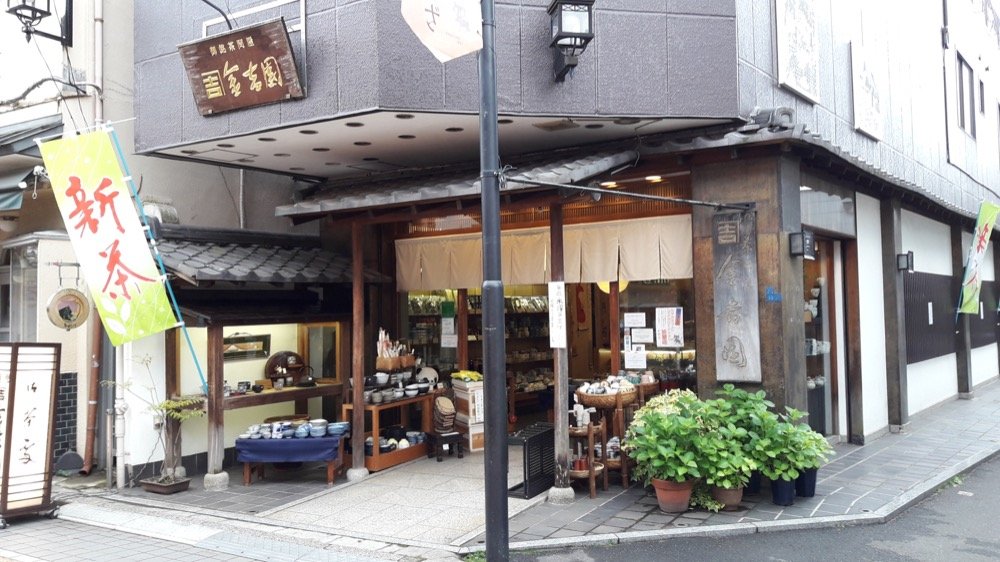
top-left (514, 453), bottom-right (1000, 562)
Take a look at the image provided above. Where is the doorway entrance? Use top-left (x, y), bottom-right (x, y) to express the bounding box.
top-left (802, 237), bottom-right (846, 436)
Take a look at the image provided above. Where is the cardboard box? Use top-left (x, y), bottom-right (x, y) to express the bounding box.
top-left (454, 387), bottom-right (484, 423)
top-left (455, 420), bottom-right (485, 452)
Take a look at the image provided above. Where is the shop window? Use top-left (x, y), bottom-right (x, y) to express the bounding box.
top-left (958, 54), bottom-right (976, 137)
top-left (10, 246), bottom-right (38, 342)
top-left (979, 79), bottom-right (986, 113)
top-left (0, 263), bottom-right (9, 343)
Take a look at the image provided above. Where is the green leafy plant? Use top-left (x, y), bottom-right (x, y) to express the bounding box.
top-left (689, 481), bottom-right (725, 513)
top-left (624, 389), bottom-right (706, 485)
top-left (758, 408), bottom-right (826, 482)
top-left (697, 398), bottom-right (757, 489)
top-left (797, 424), bottom-right (834, 470)
top-left (715, 384), bottom-right (779, 473)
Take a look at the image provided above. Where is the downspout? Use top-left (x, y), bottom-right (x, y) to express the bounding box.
top-left (114, 346), bottom-right (128, 489)
top-left (80, 320), bottom-right (102, 474)
top-left (94, 0), bottom-right (104, 123)
top-left (239, 169), bottom-right (246, 228)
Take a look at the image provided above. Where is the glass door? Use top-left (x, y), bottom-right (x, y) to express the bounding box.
top-left (803, 238), bottom-right (840, 435)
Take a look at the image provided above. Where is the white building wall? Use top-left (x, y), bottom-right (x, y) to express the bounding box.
top-left (907, 355), bottom-right (959, 414)
top-left (901, 210), bottom-right (952, 276)
top-left (971, 343), bottom-right (998, 387)
top-left (855, 193), bottom-right (889, 437)
top-left (124, 323), bottom-right (320, 468)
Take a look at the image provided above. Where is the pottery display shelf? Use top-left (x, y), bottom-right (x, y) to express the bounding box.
top-left (342, 393), bottom-right (433, 472)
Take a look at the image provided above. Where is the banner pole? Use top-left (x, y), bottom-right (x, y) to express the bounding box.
top-left (106, 127), bottom-right (209, 394)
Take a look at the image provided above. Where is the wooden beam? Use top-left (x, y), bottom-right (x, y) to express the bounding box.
top-left (206, 324), bottom-right (225, 474)
top-left (164, 328), bottom-right (180, 475)
top-left (881, 198), bottom-right (909, 428)
top-left (952, 224), bottom-right (974, 397)
top-left (610, 281), bottom-right (621, 375)
top-left (844, 240), bottom-right (865, 444)
top-left (457, 289), bottom-right (469, 369)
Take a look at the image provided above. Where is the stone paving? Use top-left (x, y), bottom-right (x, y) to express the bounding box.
top-left (39, 377), bottom-right (1000, 559)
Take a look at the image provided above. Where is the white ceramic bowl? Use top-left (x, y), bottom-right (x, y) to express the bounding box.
top-left (405, 388), bottom-right (418, 397)
top-left (374, 372), bottom-right (390, 385)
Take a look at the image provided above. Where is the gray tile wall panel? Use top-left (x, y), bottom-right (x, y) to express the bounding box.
top-left (377, 1), bottom-right (445, 110)
top-left (336, 1), bottom-right (379, 114)
top-left (669, 0), bottom-right (736, 17)
top-left (520, 7), bottom-right (597, 115)
top-left (750, 0), bottom-right (773, 75)
top-left (134, 56), bottom-right (185, 152)
top-left (736, 0), bottom-right (755, 63)
top-left (666, 15), bottom-right (738, 117)
top-left (597, 12), bottom-right (667, 115)
top-left (133, 0), bottom-right (184, 63)
top-left (737, 60), bottom-right (757, 115)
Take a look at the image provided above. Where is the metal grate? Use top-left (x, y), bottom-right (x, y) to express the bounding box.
top-left (507, 422), bottom-right (554, 499)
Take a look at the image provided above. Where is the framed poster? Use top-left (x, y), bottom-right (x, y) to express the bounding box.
top-left (223, 334), bottom-right (271, 361)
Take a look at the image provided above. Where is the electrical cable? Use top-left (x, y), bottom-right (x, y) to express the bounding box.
top-left (50, 0), bottom-right (90, 126)
top-left (33, 39), bottom-right (79, 130)
top-left (199, 0), bottom-right (234, 30)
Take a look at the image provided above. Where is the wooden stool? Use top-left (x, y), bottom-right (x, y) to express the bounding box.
top-left (426, 430), bottom-right (464, 462)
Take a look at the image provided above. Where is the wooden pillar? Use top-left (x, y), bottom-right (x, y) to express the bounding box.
top-left (952, 224), bottom-right (974, 397)
top-left (164, 328), bottom-right (181, 474)
top-left (550, 204), bottom-right (570, 489)
top-left (609, 282), bottom-right (621, 374)
top-left (844, 240), bottom-right (866, 444)
top-left (351, 221), bottom-right (367, 471)
top-left (206, 323), bottom-right (225, 474)
top-left (881, 198), bottom-right (909, 429)
top-left (457, 289), bottom-right (469, 369)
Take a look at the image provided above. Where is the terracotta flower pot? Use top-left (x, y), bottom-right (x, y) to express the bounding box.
top-left (710, 485), bottom-right (744, 511)
top-left (651, 478), bottom-right (695, 513)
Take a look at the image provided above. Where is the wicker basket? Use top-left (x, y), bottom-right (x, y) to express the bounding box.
top-left (568, 462), bottom-right (604, 479)
top-left (575, 389), bottom-right (637, 409)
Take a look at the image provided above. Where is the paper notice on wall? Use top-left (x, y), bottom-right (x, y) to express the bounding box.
top-left (441, 334), bottom-right (458, 348)
top-left (631, 328), bottom-right (654, 344)
top-left (656, 307), bottom-right (684, 348)
top-left (624, 350), bottom-right (647, 370)
top-left (548, 281), bottom-right (567, 349)
top-left (441, 317), bottom-right (455, 335)
top-left (623, 312), bottom-right (646, 328)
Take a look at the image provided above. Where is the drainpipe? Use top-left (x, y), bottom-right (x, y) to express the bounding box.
top-left (114, 346), bottom-right (128, 489)
top-left (239, 169), bottom-right (246, 228)
top-left (80, 320), bottom-right (102, 474)
top-left (94, 0), bottom-right (104, 124)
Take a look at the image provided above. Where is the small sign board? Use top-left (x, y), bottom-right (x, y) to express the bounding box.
top-left (178, 18), bottom-right (304, 116)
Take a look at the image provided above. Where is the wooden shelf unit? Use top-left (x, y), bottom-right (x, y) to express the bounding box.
top-left (342, 393), bottom-right (433, 472)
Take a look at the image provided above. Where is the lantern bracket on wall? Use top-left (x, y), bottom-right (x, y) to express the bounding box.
top-left (6, 0), bottom-right (72, 46)
top-left (547, 0), bottom-right (595, 82)
top-left (789, 229), bottom-right (816, 260)
top-left (896, 251), bottom-right (915, 273)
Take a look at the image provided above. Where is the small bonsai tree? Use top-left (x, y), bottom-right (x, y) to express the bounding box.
top-left (105, 355), bottom-right (205, 485)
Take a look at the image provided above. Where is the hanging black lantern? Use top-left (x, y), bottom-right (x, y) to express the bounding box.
top-left (6, 0), bottom-right (72, 45)
top-left (547, 0), bottom-right (595, 82)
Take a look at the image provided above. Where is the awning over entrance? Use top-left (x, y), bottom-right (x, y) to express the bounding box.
top-left (0, 168), bottom-right (31, 213)
top-left (275, 148), bottom-right (639, 220)
top-left (0, 114), bottom-right (62, 159)
top-left (152, 219), bottom-right (390, 286)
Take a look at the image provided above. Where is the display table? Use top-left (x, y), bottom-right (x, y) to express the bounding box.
top-left (342, 393), bottom-right (433, 472)
top-left (235, 435), bottom-right (342, 486)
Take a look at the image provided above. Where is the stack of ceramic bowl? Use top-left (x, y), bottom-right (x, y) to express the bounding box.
top-left (417, 382), bottom-right (430, 394)
top-left (405, 430), bottom-right (425, 444)
top-left (327, 422), bottom-right (351, 436)
top-left (310, 419), bottom-right (328, 438)
top-left (405, 384), bottom-right (420, 397)
top-left (433, 397), bottom-right (456, 432)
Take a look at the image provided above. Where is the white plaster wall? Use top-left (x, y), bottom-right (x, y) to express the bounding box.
top-left (123, 323), bottom-right (316, 468)
top-left (901, 210), bottom-right (952, 276)
top-left (856, 193), bottom-right (889, 437)
top-left (907, 354), bottom-right (959, 415)
top-left (35, 238), bottom-right (94, 456)
top-left (971, 343), bottom-right (998, 387)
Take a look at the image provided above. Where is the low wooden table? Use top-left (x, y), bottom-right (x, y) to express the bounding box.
top-left (342, 393), bottom-right (433, 472)
top-left (235, 435), bottom-right (343, 486)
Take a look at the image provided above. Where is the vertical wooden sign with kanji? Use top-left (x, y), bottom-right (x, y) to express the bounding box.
top-left (0, 343), bottom-right (61, 527)
top-left (38, 130), bottom-right (177, 346)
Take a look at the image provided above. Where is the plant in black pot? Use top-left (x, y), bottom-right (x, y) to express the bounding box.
top-left (759, 408), bottom-right (810, 506)
top-left (795, 427), bottom-right (834, 497)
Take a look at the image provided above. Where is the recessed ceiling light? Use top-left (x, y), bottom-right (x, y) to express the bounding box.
top-left (398, 134), bottom-right (416, 140)
top-left (498, 118), bottom-right (514, 124)
top-left (325, 162), bottom-right (341, 166)
top-left (181, 149), bottom-right (198, 154)
top-left (312, 147), bottom-right (330, 152)
top-left (290, 167), bottom-right (305, 170)
top-left (613, 118), bottom-right (641, 125)
top-left (800, 186), bottom-right (813, 191)
top-left (600, 181), bottom-right (617, 188)
top-left (274, 153), bottom-right (291, 157)
top-left (362, 157), bottom-right (378, 161)
top-left (346, 122), bottom-right (364, 128)
top-left (395, 114), bottom-right (415, 119)
top-left (258, 137), bottom-right (277, 142)
top-left (645, 175), bottom-right (662, 182)
top-left (217, 143), bottom-right (234, 148)
top-left (354, 141), bottom-right (371, 146)
top-left (585, 123), bottom-right (604, 129)
top-left (299, 129), bottom-right (318, 135)
top-left (237, 158), bottom-right (254, 163)
top-left (445, 127), bottom-right (464, 132)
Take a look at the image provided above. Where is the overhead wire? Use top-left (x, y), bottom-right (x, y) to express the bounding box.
top-left (49, 0), bottom-right (90, 128)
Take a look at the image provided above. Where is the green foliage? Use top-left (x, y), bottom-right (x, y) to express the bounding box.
top-left (689, 481), bottom-right (724, 513)
top-left (157, 396), bottom-right (206, 423)
top-left (697, 398), bottom-right (757, 489)
top-left (757, 407), bottom-right (833, 481)
top-left (624, 389), bottom-right (705, 485)
top-left (463, 552), bottom-right (487, 562)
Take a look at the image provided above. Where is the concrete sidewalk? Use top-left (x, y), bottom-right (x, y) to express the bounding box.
top-left (44, 378), bottom-right (1000, 560)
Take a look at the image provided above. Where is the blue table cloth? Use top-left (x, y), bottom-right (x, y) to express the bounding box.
top-left (235, 436), bottom-right (341, 463)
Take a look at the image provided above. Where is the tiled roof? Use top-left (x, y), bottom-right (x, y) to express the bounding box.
top-left (275, 148), bottom-right (640, 218)
top-left (152, 220), bottom-right (388, 286)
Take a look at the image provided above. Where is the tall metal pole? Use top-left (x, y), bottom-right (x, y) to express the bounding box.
top-left (479, 1), bottom-right (509, 559)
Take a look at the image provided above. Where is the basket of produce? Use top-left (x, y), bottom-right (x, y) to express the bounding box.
top-left (575, 376), bottom-right (637, 409)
